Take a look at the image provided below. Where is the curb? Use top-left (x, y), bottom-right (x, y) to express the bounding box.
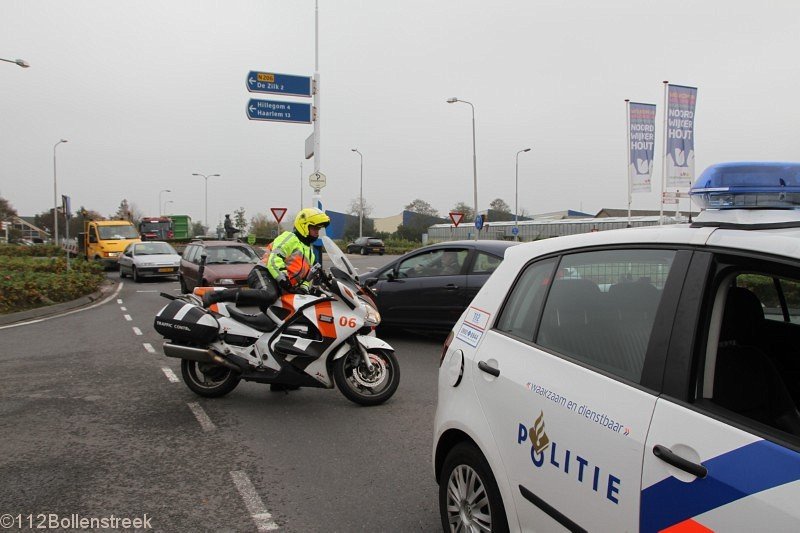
top-left (0, 280), bottom-right (118, 326)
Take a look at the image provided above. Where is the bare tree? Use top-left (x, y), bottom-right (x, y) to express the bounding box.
top-left (347, 197), bottom-right (373, 218)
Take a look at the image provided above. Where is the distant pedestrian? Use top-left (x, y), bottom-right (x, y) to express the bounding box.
top-left (224, 214), bottom-right (236, 239)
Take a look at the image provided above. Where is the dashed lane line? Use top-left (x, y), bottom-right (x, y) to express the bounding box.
top-left (124, 314), bottom-right (132, 321)
top-left (161, 367), bottom-right (179, 383)
top-left (143, 343), bottom-right (156, 353)
top-left (230, 471), bottom-right (279, 531)
top-left (117, 299), bottom-right (123, 304)
top-left (187, 402), bottom-right (216, 432)
top-left (132, 327), bottom-right (142, 335)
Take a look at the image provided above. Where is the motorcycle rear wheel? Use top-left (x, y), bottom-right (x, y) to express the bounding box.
top-left (180, 359), bottom-right (240, 398)
top-left (333, 348), bottom-right (400, 406)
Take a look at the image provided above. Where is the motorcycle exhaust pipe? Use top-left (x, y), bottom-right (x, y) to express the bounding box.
top-left (162, 342), bottom-right (242, 373)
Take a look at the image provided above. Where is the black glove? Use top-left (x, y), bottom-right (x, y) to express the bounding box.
top-left (277, 274), bottom-right (293, 293)
top-left (293, 285), bottom-right (309, 295)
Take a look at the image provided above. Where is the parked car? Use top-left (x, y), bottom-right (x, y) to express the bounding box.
top-left (178, 240), bottom-right (260, 293)
top-left (433, 162), bottom-right (800, 532)
top-left (346, 237), bottom-right (385, 255)
top-left (359, 240), bottom-right (518, 332)
top-left (118, 241), bottom-right (181, 282)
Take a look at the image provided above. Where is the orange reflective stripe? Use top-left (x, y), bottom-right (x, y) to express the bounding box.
top-left (280, 294), bottom-right (296, 313)
top-left (315, 301), bottom-right (336, 338)
top-left (209, 303), bottom-right (219, 313)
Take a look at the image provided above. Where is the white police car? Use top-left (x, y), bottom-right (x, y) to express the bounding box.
top-left (434, 162), bottom-right (800, 532)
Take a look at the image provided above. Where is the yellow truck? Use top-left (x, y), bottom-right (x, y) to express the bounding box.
top-left (78, 219), bottom-right (141, 269)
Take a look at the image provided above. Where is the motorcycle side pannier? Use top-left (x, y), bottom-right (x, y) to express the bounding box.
top-left (154, 300), bottom-right (219, 343)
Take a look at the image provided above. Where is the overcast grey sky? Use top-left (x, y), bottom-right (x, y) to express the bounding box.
top-left (2, 0), bottom-right (799, 227)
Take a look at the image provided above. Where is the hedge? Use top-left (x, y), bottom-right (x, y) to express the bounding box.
top-left (0, 254), bottom-right (105, 314)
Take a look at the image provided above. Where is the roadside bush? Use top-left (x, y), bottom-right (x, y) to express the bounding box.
top-left (0, 256), bottom-right (105, 314)
top-left (0, 244), bottom-right (63, 257)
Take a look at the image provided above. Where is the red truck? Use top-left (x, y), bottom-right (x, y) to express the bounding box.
top-left (139, 216), bottom-right (174, 241)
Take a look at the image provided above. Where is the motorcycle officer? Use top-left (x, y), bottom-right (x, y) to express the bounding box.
top-left (203, 208), bottom-right (330, 309)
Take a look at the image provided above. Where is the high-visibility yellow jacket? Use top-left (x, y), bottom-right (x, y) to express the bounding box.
top-left (258, 230), bottom-right (314, 287)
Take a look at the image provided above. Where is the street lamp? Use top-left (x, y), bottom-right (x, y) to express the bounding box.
top-left (447, 97), bottom-right (478, 240)
top-left (351, 148), bottom-right (364, 238)
top-left (159, 189), bottom-right (171, 216)
top-left (515, 147), bottom-right (531, 241)
top-left (0, 57), bottom-right (30, 68)
top-left (53, 139), bottom-right (68, 245)
top-left (192, 173), bottom-right (220, 229)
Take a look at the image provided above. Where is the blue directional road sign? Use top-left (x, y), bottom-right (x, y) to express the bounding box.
top-left (246, 99), bottom-right (312, 124)
top-left (511, 226), bottom-right (519, 236)
top-left (246, 71), bottom-right (312, 97)
top-left (475, 214), bottom-right (484, 230)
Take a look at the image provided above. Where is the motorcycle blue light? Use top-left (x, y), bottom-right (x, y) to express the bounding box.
top-left (690, 162), bottom-right (800, 209)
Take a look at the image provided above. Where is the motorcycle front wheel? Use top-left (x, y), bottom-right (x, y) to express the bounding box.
top-left (180, 359), bottom-right (241, 398)
top-left (333, 348), bottom-right (400, 406)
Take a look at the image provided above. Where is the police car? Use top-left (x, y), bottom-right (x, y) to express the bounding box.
top-left (434, 162), bottom-right (800, 532)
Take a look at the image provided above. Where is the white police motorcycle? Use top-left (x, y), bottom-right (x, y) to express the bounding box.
top-left (154, 236), bottom-right (399, 406)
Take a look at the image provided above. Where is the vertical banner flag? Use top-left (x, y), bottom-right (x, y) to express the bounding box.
top-left (628, 102), bottom-right (656, 193)
top-left (665, 84), bottom-right (698, 188)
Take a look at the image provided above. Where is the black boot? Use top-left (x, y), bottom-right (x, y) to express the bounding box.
top-left (202, 288), bottom-right (239, 308)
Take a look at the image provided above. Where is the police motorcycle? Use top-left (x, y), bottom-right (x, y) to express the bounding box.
top-left (153, 236), bottom-right (399, 406)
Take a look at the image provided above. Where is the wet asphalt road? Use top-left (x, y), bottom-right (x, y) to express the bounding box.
top-left (0, 255), bottom-right (445, 532)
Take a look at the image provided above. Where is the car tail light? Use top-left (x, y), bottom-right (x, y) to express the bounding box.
top-left (440, 330), bottom-right (454, 367)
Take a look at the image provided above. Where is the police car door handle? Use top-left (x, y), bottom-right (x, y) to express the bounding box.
top-left (478, 361), bottom-right (500, 377)
top-left (653, 445), bottom-right (707, 479)
top-left (445, 283), bottom-right (460, 290)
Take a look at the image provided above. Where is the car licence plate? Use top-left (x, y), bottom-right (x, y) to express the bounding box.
top-left (158, 267), bottom-right (175, 273)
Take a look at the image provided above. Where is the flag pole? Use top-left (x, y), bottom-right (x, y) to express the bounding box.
top-left (625, 99), bottom-right (631, 228)
top-left (659, 81), bottom-right (669, 225)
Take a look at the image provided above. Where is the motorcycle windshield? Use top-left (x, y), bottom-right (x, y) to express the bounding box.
top-left (322, 236), bottom-right (359, 282)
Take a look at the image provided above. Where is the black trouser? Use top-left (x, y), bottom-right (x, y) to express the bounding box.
top-left (204, 266), bottom-right (278, 310)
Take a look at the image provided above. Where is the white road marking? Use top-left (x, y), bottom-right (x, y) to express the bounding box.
top-left (117, 299), bottom-right (123, 304)
top-left (230, 471), bottom-right (279, 531)
top-left (0, 282), bottom-right (124, 330)
top-left (124, 314), bottom-right (132, 321)
top-left (136, 290), bottom-right (159, 293)
top-left (161, 367), bottom-right (179, 383)
top-left (120, 306), bottom-right (127, 311)
top-left (187, 402), bottom-right (216, 432)
top-left (143, 343), bottom-right (156, 353)
top-left (132, 327), bottom-right (142, 335)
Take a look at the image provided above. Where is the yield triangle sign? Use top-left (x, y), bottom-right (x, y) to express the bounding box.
top-left (449, 212), bottom-right (464, 227)
top-left (271, 207), bottom-right (288, 223)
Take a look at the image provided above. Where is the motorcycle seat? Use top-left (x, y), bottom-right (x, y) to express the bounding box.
top-left (228, 307), bottom-right (276, 333)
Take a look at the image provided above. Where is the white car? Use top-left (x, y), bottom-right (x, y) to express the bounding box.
top-left (434, 162), bottom-right (800, 532)
top-left (118, 241), bottom-right (181, 282)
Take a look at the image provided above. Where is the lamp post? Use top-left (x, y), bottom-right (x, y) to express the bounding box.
top-left (53, 139), bottom-right (68, 245)
top-left (446, 97), bottom-right (478, 240)
top-left (351, 148), bottom-right (364, 238)
top-left (192, 173), bottom-right (220, 229)
top-left (159, 189), bottom-right (171, 216)
top-left (515, 147), bottom-right (531, 241)
top-left (0, 57), bottom-right (30, 68)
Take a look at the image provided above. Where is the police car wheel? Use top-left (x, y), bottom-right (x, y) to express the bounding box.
top-left (440, 442), bottom-right (508, 533)
top-left (132, 266), bottom-right (140, 283)
top-left (180, 359), bottom-right (240, 398)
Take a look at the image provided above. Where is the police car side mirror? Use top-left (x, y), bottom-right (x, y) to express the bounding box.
top-left (386, 271), bottom-right (396, 281)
